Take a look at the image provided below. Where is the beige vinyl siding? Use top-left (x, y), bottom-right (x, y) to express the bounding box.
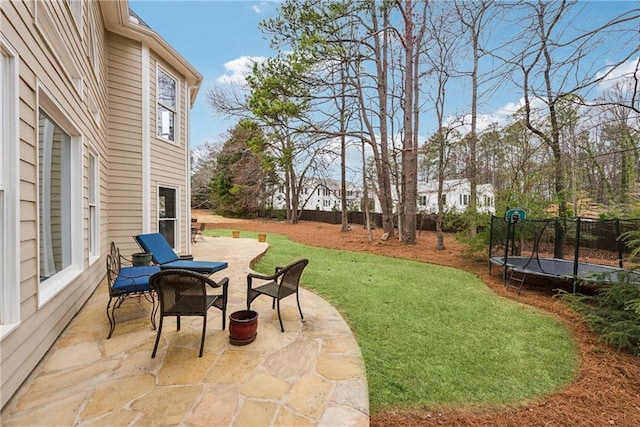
top-left (0, 0), bottom-right (109, 408)
top-left (149, 58), bottom-right (189, 249)
top-left (2, 0), bottom-right (200, 409)
top-left (106, 33), bottom-right (144, 253)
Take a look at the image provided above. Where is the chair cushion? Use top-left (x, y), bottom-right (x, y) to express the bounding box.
top-left (112, 265), bottom-right (161, 295)
top-left (135, 233), bottom-right (180, 264)
top-left (160, 261), bottom-right (228, 274)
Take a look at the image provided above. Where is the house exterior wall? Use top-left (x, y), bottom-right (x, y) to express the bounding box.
top-left (416, 180), bottom-right (496, 214)
top-left (107, 32), bottom-right (144, 254)
top-left (148, 58), bottom-right (190, 253)
top-left (0, 0), bottom-right (200, 409)
top-left (0, 0), bottom-right (110, 408)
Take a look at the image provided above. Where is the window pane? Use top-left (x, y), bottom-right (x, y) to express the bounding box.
top-left (157, 69), bottom-right (176, 110)
top-left (158, 187), bottom-right (176, 248)
top-left (88, 152), bottom-right (98, 257)
top-left (88, 153), bottom-right (96, 204)
top-left (159, 219), bottom-right (175, 248)
top-left (157, 104), bottom-right (174, 141)
top-left (159, 187), bottom-right (176, 218)
top-left (39, 111), bottom-right (72, 281)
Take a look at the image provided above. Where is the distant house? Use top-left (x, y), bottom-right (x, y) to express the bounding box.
top-left (417, 179), bottom-right (496, 214)
top-left (374, 179), bottom-right (496, 214)
top-left (268, 178), bottom-right (362, 212)
top-left (268, 177), bottom-right (495, 216)
top-left (1, 1), bottom-right (201, 407)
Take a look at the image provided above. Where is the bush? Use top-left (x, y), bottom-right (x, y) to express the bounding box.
top-left (560, 280), bottom-right (640, 356)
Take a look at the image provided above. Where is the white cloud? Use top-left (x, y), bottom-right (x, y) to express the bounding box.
top-left (446, 97), bottom-right (549, 135)
top-left (252, 2), bottom-right (270, 14)
top-left (216, 56), bottom-right (267, 85)
top-left (596, 56), bottom-right (640, 92)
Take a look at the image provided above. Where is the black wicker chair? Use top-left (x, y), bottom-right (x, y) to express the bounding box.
top-left (149, 269), bottom-right (229, 357)
top-left (246, 258), bottom-right (309, 332)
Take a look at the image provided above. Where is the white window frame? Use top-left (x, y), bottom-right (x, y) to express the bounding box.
top-left (88, 23), bottom-right (99, 80)
top-left (68, 0), bottom-right (83, 35)
top-left (88, 148), bottom-right (100, 262)
top-left (1, 36), bottom-right (20, 334)
top-left (156, 66), bottom-right (178, 143)
top-left (37, 84), bottom-right (83, 307)
top-left (158, 185), bottom-right (179, 250)
top-left (35, 2), bottom-right (83, 96)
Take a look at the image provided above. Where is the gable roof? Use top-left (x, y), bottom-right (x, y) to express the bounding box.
top-left (99, 1), bottom-right (202, 106)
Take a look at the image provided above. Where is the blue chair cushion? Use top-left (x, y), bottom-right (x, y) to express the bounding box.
top-left (160, 261), bottom-right (228, 274)
top-left (135, 233), bottom-right (180, 264)
top-left (112, 265), bottom-right (161, 295)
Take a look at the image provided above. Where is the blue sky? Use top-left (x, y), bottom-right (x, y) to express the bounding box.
top-left (129, 1), bottom-right (639, 153)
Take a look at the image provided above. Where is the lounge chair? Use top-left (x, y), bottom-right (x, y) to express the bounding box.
top-left (134, 233), bottom-right (227, 276)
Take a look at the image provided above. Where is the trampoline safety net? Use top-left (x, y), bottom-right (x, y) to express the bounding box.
top-left (489, 216), bottom-right (640, 288)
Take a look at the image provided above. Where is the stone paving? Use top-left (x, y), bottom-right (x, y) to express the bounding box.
top-left (1, 236), bottom-right (369, 426)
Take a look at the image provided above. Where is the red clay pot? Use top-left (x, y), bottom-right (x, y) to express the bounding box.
top-left (229, 310), bottom-right (258, 345)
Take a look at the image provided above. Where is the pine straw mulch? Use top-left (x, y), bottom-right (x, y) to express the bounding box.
top-left (195, 212), bottom-right (640, 426)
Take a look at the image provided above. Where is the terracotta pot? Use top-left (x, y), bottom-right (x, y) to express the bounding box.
top-left (232, 230), bottom-right (240, 238)
top-left (258, 233), bottom-right (267, 242)
top-left (229, 310), bottom-right (258, 345)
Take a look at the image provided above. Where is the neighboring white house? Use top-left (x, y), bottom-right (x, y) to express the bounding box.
top-left (268, 178), bottom-right (362, 212)
top-left (417, 179), bottom-right (496, 214)
top-left (374, 178), bottom-right (496, 214)
top-left (267, 177), bottom-right (494, 215)
top-left (1, 1), bottom-right (201, 408)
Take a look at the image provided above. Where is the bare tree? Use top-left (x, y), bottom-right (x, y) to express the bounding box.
top-left (395, 0), bottom-right (429, 244)
top-left (425, 5), bottom-right (462, 250)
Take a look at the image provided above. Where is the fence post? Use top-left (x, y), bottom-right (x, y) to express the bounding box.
top-left (616, 218), bottom-right (624, 268)
top-left (573, 218), bottom-right (581, 293)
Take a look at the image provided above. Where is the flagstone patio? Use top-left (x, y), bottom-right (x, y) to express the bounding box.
top-left (1, 236), bottom-right (369, 426)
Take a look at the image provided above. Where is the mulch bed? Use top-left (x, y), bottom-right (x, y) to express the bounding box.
top-left (196, 212), bottom-right (640, 426)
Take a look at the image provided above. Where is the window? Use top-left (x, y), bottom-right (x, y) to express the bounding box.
top-left (157, 67), bottom-right (177, 142)
top-left (68, 0), bottom-right (83, 32)
top-left (158, 186), bottom-right (177, 247)
top-left (460, 194), bottom-right (469, 206)
top-left (38, 89), bottom-right (82, 305)
top-left (88, 150), bottom-right (99, 259)
top-left (418, 195), bottom-right (427, 206)
top-left (1, 39), bottom-right (20, 328)
top-left (88, 25), bottom-right (99, 79)
top-left (36, 2), bottom-right (83, 95)
top-left (39, 112), bottom-right (73, 280)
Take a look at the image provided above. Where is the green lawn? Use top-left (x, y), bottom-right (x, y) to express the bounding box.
top-left (212, 229), bottom-right (577, 411)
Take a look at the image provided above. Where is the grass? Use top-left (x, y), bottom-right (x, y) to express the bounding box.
top-left (211, 229), bottom-right (578, 411)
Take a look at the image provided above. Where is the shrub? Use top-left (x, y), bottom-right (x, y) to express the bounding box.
top-left (560, 280), bottom-right (640, 356)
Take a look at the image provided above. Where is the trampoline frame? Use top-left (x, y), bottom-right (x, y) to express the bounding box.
top-left (489, 215), bottom-right (640, 293)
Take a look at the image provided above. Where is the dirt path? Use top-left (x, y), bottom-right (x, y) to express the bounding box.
top-left (193, 210), bottom-right (640, 426)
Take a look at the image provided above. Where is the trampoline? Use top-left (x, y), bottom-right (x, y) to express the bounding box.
top-left (490, 255), bottom-right (640, 294)
top-left (489, 213), bottom-right (640, 294)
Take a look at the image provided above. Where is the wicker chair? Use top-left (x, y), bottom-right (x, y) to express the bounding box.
top-left (192, 222), bottom-right (206, 243)
top-left (246, 259), bottom-right (309, 332)
top-left (149, 269), bottom-right (229, 357)
top-left (106, 242), bottom-right (160, 339)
